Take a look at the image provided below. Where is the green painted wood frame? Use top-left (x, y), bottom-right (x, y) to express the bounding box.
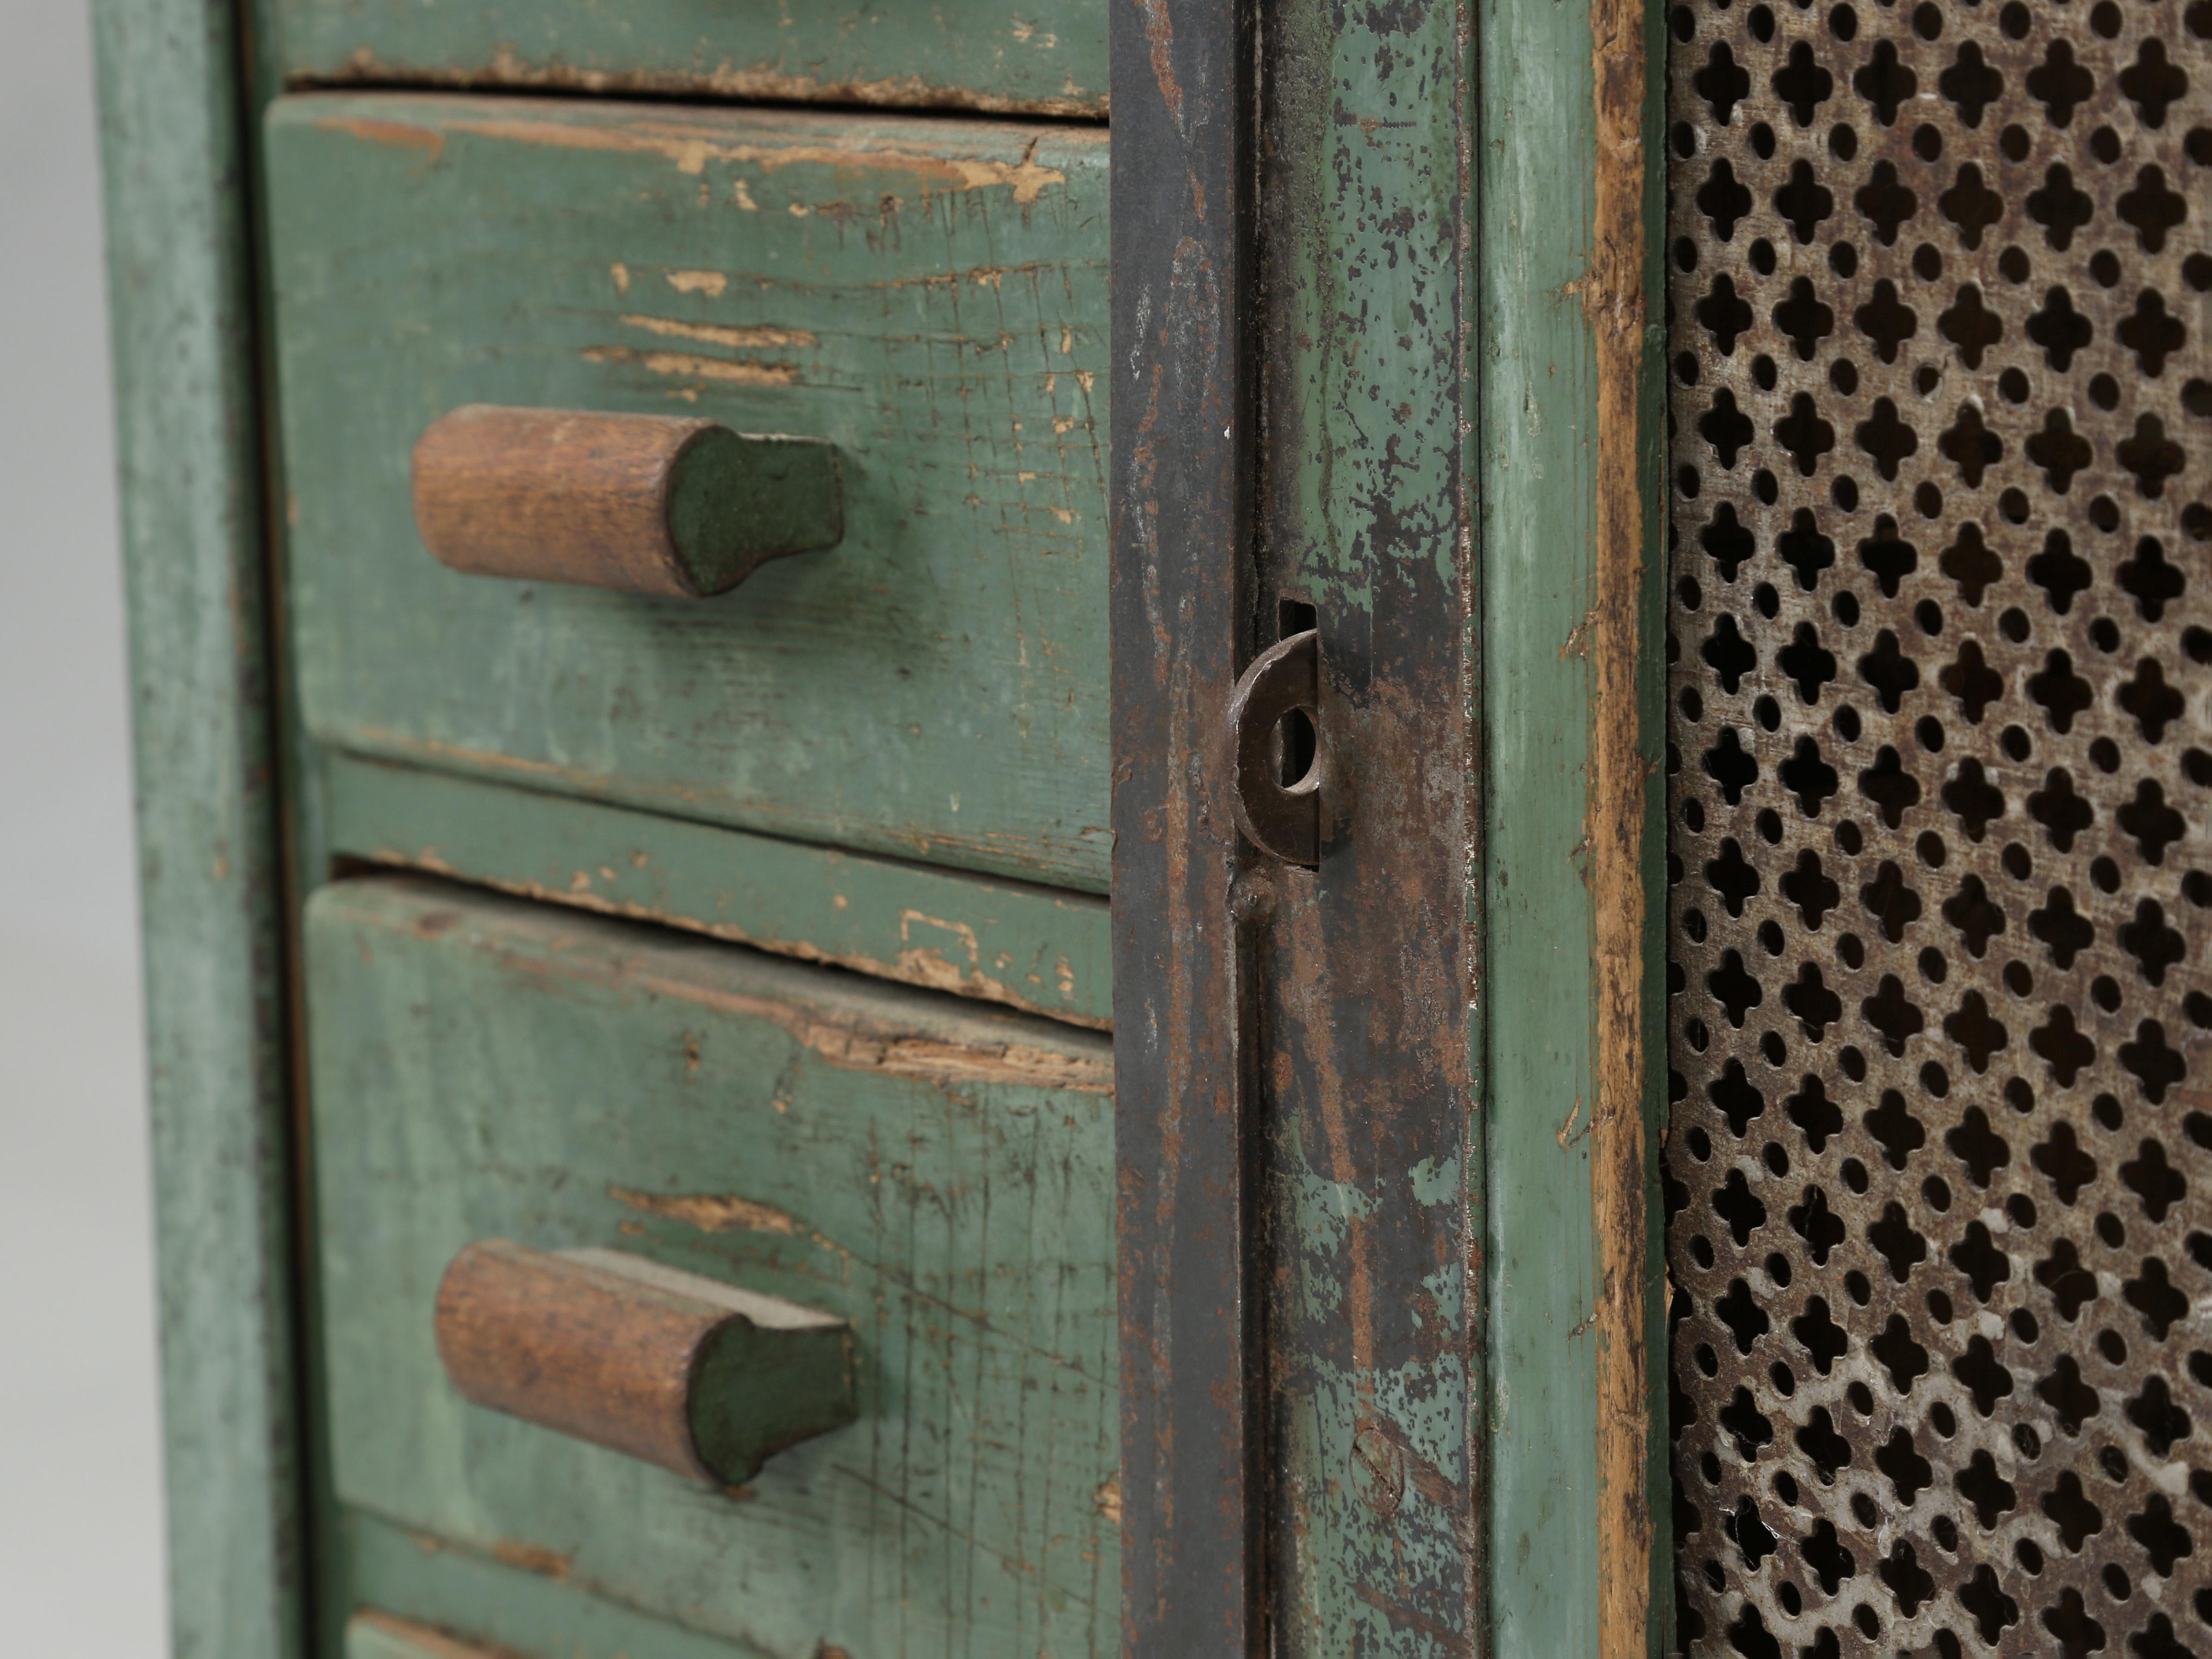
top-left (93, 2), bottom-right (304, 1655)
top-left (1479, 0), bottom-right (1674, 1644)
top-left (97, 0), bottom-right (1673, 1654)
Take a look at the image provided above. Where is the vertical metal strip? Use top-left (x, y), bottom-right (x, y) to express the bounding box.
top-left (1108, 0), bottom-right (1259, 1647)
top-left (1249, 0), bottom-right (1484, 1640)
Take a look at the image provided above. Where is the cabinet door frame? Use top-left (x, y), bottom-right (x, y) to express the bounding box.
top-left (1106, 0), bottom-right (1672, 1652)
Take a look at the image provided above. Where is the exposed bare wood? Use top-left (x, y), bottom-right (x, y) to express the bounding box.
top-left (1587, 0), bottom-right (1660, 1650)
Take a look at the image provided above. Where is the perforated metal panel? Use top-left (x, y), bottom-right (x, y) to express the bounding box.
top-left (1665, 0), bottom-right (2212, 1652)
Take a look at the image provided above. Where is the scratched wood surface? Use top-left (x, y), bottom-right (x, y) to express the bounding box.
top-left (267, 93), bottom-right (1112, 895)
top-left (266, 0), bottom-right (1107, 118)
top-left (322, 755), bottom-right (1114, 1028)
top-left (307, 876), bottom-right (1117, 1656)
top-left (91, 3), bottom-right (307, 1657)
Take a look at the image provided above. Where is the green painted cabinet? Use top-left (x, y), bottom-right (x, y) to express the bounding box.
top-left (99, 0), bottom-right (1688, 1653)
top-left (118, 0), bottom-right (2200, 1643)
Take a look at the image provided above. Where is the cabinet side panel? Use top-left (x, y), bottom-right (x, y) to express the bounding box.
top-left (91, 1), bottom-right (302, 1653)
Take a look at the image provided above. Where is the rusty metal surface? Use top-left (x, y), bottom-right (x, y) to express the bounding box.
top-left (1666, 0), bottom-right (2212, 1652)
top-left (1111, 0), bottom-right (1482, 1637)
top-left (1109, 0), bottom-right (1262, 1645)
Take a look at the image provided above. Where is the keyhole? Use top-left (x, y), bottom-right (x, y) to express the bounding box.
top-left (1274, 595), bottom-right (1318, 785)
top-left (1275, 707), bottom-right (1317, 787)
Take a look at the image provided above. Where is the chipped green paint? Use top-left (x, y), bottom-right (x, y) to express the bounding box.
top-left (265, 93), bottom-right (1113, 897)
top-left (267, 0), bottom-right (1108, 120)
top-left (342, 1512), bottom-right (755, 1659)
top-left (92, 2), bottom-right (305, 1655)
top-left (322, 755), bottom-right (1113, 1028)
top-left (306, 876), bottom-right (1118, 1657)
top-left (1255, 0), bottom-right (1482, 1640)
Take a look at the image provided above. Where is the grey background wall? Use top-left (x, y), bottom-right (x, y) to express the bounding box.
top-left (0, 0), bottom-right (170, 1649)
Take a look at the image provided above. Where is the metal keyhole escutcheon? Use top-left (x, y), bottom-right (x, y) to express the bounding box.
top-left (1224, 628), bottom-right (1319, 866)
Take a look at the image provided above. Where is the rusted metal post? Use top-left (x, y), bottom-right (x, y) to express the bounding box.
top-left (1108, 0), bottom-right (1262, 1643)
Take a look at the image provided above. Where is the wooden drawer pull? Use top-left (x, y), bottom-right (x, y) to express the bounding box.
top-left (411, 405), bottom-right (843, 598)
top-left (433, 1239), bottom-right (855, 1485)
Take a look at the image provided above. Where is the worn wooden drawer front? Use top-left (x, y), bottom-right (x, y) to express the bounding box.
top-left (268, 94), bottom-right (1110, 893)
top-left (306, 877), bottom-right (1116, 1654)
top-left (267, 0), bottom-right (1106, 119)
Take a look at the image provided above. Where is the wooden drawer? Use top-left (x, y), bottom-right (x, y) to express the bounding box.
top-left (306, 875), bottom-right (1116, 1655)
top-left (265, 0), bottom-right (1106, 119)
top-left (268, 94), bottom-right (1110, 893)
